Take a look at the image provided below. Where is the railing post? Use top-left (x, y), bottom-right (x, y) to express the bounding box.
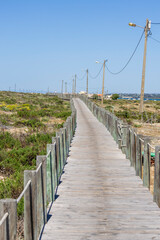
top-left (113, 117), bottom-right (117, 141)
top-left (143, 138), bottom-right (151, 189)
top-left (0, 199), bottom-right (17, 240)
top-left (131, 130), bottom-right (136, 168)
top-left (67, 117), bottom-right (71, 146)
top-left (36, 156), bottom-right (47, 225)
top-left (107, 114), bottom-right (110, 132)
top-left (69, 117), bottom-right (73, 139)
top-left (62, 129), bottom-right (66, 162)
top-left (66, 123), bottom-right (70, 155)
top-left (121, 124), bottom-right (128, 155)
top-left (102, 109), bottom-right (106, 126)
top-left (36, 159), bottom-right (46, 236)
top-left (115, 119), bottom-right (119, 145)
top-left (52, 137), bottom-right (61, 181)
top-left (52, 139), bottom-right (59, 187)
top-left (47, 144), bottom-right (56, 202)
top-left (110, 115), bottom-right (114, 137)
top-left (56, 131), bottom-right (63, 171)
top-left (154, 146), bottom-right (160, 206)
top-left (126, 126), bottom-right (130, 159)
top-left (61, 128), bottom-right (67, 164)
top-left (24, 170), bottom-right (37, 240)
top-left (129, 129), bottom-right (132, 163)
top-left (63, 122), bottom-right (68, 154)
top-left (73, 111), bottom-right (76, 133)
top-left (136, 135), bottom-right (142, 178)
top-left (104, 111), bottom-right (108, 130)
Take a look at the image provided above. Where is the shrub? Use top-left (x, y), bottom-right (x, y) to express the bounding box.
top-left (111, 94), bottom-right (119, 100)
top-left (105, 105), bottom-right (112, 111)
top-left (115, 110), bottom-right (130, 119)
top-left (0, 132), bottom-right (20, 150)
top-left (134, 124), bottom-right (142, 128)
top-left (17, 109), bottom-right (31, 118)
top-left (53, 111), bottom-right (72, 120)
top-left (92, 94), bottom-right (98, 100)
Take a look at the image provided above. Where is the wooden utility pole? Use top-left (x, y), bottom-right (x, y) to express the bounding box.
top-left (65, 82), bottom-right (67, 93)
top-left (101, 60), bottom-right (106, 106)
top-left (86, 69), bottom-right (88, 96)
top-left (75, 74), bottom-right (76, 94)
top-left (139, 19), bottom-right (149, 114)
top-left (61, 80), bottom-right (64, 94)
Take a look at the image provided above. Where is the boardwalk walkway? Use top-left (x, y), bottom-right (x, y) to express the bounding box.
top-left (42, 98), bottom-right (160, 240)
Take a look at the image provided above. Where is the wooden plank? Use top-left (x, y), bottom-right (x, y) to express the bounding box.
top-left (41, 99), bottom-right (160, 240)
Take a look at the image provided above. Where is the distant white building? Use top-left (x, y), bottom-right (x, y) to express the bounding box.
top-left (105, 95), bottom-right (112, 100)
top-left (79, 91), bottom-right (86, 95)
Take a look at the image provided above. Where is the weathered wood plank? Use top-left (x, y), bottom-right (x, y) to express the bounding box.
top-left (41, 99), bottom-right (160, 240)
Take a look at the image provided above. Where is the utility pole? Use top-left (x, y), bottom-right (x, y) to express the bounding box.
top-left (86, 69), bottom-right (88, 96)
top-left (75, 75), bottom-right (76, 94)
top-left (139, 19), bottom-right (150, 114)
top-left (65, 82), bottom-right (67, 93)
top-left (102, 60), bottom-right (107, 106)
top-left (61, 80), bottom-right (64, 94)
top-left (15, 84), bottom-right (16, 92)
top-left (129, 19), bottom-right (151, 114)
top-left (72, 79), bottom-right (74, 94)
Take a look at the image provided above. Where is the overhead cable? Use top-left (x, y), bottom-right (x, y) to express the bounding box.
top-left (76, 72), bottom-right (86, 81)
top-left (88, 64), bottom-right (103, 79)
top-left (149, 36), bottom-right (160, 44)
top-left (106, 30), bottom-right (145, 75)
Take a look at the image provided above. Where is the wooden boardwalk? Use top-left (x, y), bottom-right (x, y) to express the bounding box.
top-left (41, 98), bottom-right (160, 240)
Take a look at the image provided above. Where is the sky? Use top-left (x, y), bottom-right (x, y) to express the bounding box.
top-left (0, 0), bottom-right (160, 94)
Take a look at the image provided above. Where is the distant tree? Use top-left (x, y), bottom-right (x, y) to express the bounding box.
top-left (111, 94), bottom-right (119, 100)
top-left (92, 94), bottom-right (98, 100)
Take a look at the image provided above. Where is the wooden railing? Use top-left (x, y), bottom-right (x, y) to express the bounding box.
top-left (0, 98), bottom-right (76, 240)
top-left (80, 95), bottom-right (160, 208)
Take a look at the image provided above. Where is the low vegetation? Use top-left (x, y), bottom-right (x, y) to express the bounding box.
top-left (92, 97), bottom-right (160, 138)
top-left (111, 93), bottom-right (119, 100)
top-left (0, 91), bottom-right (71, 200)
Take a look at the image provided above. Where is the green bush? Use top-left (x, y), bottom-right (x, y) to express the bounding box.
top-left (111, 94), bottom-right (119, 100)
top-left (0, 132), bottom-right (20, 150)
top-left (5, 98), bottom-right (17, 104)
top-left (115, 110), bottom-right (130, 119)
top-left (92, 94), bottom-right (98, 100)
top-left (134, 124), bottom-right (142, 128)
top-left (53, 111), bottom-right (72, 120)
top-left (105, 105), bottom-right (112, 111)
top-left (17, 109), bottom-right (31, 118)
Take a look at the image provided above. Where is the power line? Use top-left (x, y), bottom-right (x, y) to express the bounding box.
top-left (76, 72), bottom-right (86, 81)
top-left (152, 23), bottom-right (160, 24)
top-left (88, 64), bottom-right (103, 79)
top-left (105, 29), bottom-right (145, 75)
top-left (149, 36), bottom-right (160, 44)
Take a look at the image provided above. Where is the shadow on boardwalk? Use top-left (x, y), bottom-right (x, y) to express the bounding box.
top-left (41, 98), bottom-right (160, 240)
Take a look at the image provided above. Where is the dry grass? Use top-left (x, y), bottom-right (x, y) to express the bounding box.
top-left (94, 98), bottom-right (160, 139)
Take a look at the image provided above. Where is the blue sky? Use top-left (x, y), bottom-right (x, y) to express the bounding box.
top-left (0, 0), bottom-right (160, 93)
